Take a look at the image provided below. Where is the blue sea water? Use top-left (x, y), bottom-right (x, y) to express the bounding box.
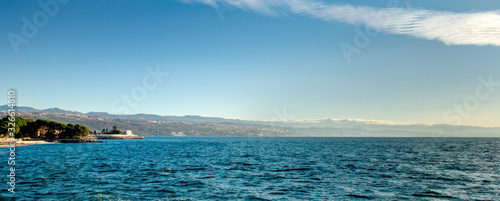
top-left (1, 137), bottom-right (499, 200)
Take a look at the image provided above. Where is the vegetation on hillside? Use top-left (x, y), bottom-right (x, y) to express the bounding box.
top-left (0, 117), bottom-right (90, 139)
top-left (101, 126), bottom-right (122, 134)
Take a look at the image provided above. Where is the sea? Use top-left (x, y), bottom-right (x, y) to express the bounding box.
top-left (1, 137), bottom-right (499, 200)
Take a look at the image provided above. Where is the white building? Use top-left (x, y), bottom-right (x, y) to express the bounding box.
top-left (96, 130), bottom-right (143, 139)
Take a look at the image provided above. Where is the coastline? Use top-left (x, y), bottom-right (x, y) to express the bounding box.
top-left (0, 139), bottom-right (57, 148)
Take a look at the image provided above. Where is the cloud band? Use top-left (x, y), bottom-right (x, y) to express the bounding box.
top-left (181, 0), bottom-right (500, 46)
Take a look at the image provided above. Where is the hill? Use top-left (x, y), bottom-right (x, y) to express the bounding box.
top-left (1, 105), bottom-right (499, 137)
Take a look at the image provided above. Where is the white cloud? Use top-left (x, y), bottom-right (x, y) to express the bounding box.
top-left (181, 0), bottom-right (500, 46)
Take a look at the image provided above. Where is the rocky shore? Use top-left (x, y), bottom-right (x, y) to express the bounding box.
top-left (0, 139), bottom-right (57, 148)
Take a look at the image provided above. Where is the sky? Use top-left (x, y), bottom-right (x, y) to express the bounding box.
top-left (0, 0), bottom-right (499, 127)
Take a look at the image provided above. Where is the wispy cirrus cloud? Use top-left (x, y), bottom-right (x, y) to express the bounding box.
top-left (181, 0), bottom-right (500, 46)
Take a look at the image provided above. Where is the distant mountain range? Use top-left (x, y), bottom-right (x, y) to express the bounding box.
top-left (0, 105), bottom-right (85, 115)
top-left (1, 105), bottom-right (499, 137)
top-left (0, 105), bottom-right (249, 124)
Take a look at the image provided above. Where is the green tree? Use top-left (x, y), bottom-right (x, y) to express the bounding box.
top-left (33, 119), bottom-right (67, 139)
top-left (19, 119), bottom-right (40, 138)
top-left (74, 124), bottom-right (89, 138)
top-left (35, 119), bottom-right (51, 132)
top-left (60, 124), bottom-right (74, 139)
top-left (60, 124), bottom-right (89, 139)
top-left (0, 117), bottom-right (27, 138)
top-left (0, 118), bottom-right (8, 137)
top-left (44, 130), bottom-right (57, 139)
top-left (111, 125), bottom-right (121, 134)
top-left (15, 117), bottom-right (27, 133)
top-left (0, 117), bottom-right (90, 140)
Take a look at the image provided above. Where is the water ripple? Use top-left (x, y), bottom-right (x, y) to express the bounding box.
top-left (0, 137), bottom-right (499, 200)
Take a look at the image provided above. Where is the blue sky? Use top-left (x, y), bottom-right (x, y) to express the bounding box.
top-left (1, 0), bottom-right (499, 127)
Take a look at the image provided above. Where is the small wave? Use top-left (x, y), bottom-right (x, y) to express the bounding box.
top-left (97, 169), bottom-right (118, 173)
top-left (196, 176), bottom-right (215, 179)
top-left (378, 174), bottom-right (392, 178)
top-left (228, 166), bottom-right (250, 171)
top-left (272, 167), bottom-right (311, 172)
top-left (346, 164), bottom-right (356, 169)
top-left (412, 190), bottom-right (453, 198)
top-left (184, 167), bottom-right (206, 171)
top-left (159, 188), bottom-right (176, 193)
top-left (346, 194), bottom-right (373, 199)
top-left (244, 195), bottom-right (271, 200)
top-left (176, 180), bottom-right (205, 187)
top-left (434, 176), bottom-right (454, 181)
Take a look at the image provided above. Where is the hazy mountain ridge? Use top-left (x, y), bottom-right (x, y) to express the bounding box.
top-left (86, 111), bottom-right (251, 124)
top-left (1, 105), bottom-right (499, 137)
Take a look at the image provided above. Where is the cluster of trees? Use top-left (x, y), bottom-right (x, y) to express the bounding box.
top-left (0, 117), bottom-right (90, 140)
top-left (101, 126), bottom-right (122, 134)
top-left (0, 116), bottom-right (27, 135)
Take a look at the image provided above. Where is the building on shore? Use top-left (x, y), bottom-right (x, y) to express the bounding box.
top-left (96, 130), bottom-right (144, 139)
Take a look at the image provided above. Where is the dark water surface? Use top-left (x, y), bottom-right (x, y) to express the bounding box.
top-left (1, 137), bottom-right (499, 200)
